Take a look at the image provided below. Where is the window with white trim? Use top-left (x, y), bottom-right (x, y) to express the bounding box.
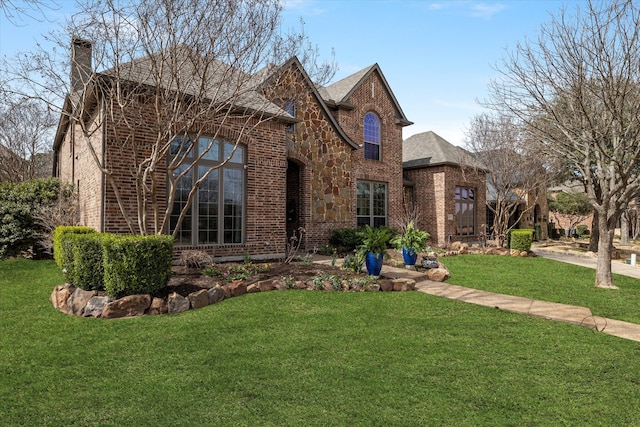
top-left (169, 136), bottom-right (245, 245)
top-left (357, 181), bottom-right (387, 227)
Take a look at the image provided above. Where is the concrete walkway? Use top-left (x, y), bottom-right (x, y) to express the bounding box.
top-left (366, 256), bottom-right (640, 343)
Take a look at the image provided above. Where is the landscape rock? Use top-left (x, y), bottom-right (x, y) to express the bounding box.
top-left (392, 279), bottom-right (415, 292)
top-left (102, 294), bottom-right (151, 318)
top-left (378, 279), bottom-right (394, 292)
top-left (450, 241), bottom-right (462, 251)
top-left (51, 284), bottom-right (74, 313)
top-left (426, 266), bottom-right (451, 282)
top-left (188, 289), bottom-right (209, 309)
top-left (67, 288), bottom-right (97, 316)
top-left (364, 283), bottom-right (381, 292)
top-left (147, 297), bottom-right (168, 315)
top-left (293, 280), bottom-right (307, 290)
top-left (207, 286), bottom-right (225, 304)
top-left (246, 283), bottom-right (260, 293)
top-left (228, 280), bottom-right (247, 297)
top-left (167, 292), bottom-right (190, 314)
top-left (84, 295), bottom-right (110, 318)
top-left (257, 280), bottom-right (275, 292)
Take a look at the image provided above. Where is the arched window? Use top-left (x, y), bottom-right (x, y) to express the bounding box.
top-left (169, 136), bottom-right (245, 245)
top-left (364, 112), bottom-right (381, 160)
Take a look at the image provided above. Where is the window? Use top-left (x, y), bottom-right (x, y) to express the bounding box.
top-left (169, 136), bottom-right (245, 245)
top-left (364, 112), bottom-right (381, 160)
top-left (357, 181), bottom-right (387, 227)
top-left (455, 186), bottom-right (475, 236)
top-left (285, 100), bottom-right (295, 132)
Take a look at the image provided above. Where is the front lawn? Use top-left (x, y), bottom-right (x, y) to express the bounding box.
top-left (443, 254), bottom-right (640, 324)
top-left (2, 258), bottom-right (640, 425)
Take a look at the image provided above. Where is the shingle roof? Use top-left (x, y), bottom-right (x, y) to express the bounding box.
top-left (321, 65), bottom-right (376, 102)
top-left (403, 131), bottom-right (483, 169)
top-left (100, 45), bottom-right (288, 118)
top-left (318, 64), bottom-right (412, 126)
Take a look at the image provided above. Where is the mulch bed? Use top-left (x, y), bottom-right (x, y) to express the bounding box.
top-left (158, 260), bottom-right (361, 298)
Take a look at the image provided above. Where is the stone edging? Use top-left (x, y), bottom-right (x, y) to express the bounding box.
top-left (50, 276), bottom-right (418, 319)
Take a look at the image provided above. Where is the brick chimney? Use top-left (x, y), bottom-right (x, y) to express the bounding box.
top-left (70, 37), bottom-right (92, 93)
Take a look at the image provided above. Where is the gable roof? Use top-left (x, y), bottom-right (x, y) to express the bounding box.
top-left (254, 56), bottom-right (359, 149)
top-left (403, 131), bottom-right (484, 170)
top-left (319, 64), bottom-right (412, 127)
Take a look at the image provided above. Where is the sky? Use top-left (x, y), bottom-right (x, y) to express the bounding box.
top-left (0, 0), bottom-right (583, 146)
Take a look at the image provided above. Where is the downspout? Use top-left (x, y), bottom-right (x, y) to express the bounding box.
top-left (100, 95), bottom-right (106, 233)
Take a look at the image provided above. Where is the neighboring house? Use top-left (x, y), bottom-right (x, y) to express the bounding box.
top-left (485, 181), bottom-right (550, 240)
top-left (548, 181), bottom-right (593, 235)
top-left (53, 40), bottom-right (412, 260)
top-left (402, 131), bottom-right (487, 246)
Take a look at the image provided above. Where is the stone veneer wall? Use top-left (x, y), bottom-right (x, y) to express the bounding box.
top-left (263, 63), bottom-right (356, 250)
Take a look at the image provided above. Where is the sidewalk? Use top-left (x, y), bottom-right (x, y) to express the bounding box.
top-left (532, 246), bottom-right (640, 279)
top-left (369, 257), bottom-right (640, 343)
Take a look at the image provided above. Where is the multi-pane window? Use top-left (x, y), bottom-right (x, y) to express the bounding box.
top-left (364, 112), bottom-right (381, 160)
top-left (357, 181), bottom-right (387, 227)
top-left (169, 136), bottom-right (245, 245)
top-left (455, 186), bottom-right (475, 236)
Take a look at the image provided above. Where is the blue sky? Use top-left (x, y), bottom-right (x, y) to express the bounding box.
top-left (0, 0), bottom-right (581, 145)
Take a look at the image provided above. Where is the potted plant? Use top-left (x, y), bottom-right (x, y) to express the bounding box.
top-left (390, 221), bottom-right (430, 267)
top-left (357, 225), bottom-right (392, 276)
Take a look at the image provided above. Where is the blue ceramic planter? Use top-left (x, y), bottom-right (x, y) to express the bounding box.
top-left (365, 252), bottom-right (384, 276)
top-left (402, 247), bottom-right (418, 266)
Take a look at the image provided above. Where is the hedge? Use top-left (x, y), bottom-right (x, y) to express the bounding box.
top-left (510, 229), bottom-right (534, 252)
top-left (52, 225), bottom-right (96, 273)
top-left (102, 234), bottom-right (173, 299)
top-left (69, 233), bottom-right (105, 291)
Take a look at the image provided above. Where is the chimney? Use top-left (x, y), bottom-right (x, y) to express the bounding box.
top-left (71, 37), bottom-right (92, 93)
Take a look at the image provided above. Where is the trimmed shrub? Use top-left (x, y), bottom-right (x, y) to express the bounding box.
top-left (510, 229), bottom-right (534, 252)
top-left (69, 233), bottom-right (105, 291)
top-left (576, 225), bottom-right (590, 236)
top-left (52, 225), bottom-right (96, 273)
top-left (329, 228), bottom-right (363, 252)
top-left (102, 234), bottom-right (173, 298)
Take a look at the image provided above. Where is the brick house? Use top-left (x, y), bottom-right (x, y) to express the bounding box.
top-left (402, 131), bottom-right (487, 246)
top-left (53, 40), bottom-right (412, 260)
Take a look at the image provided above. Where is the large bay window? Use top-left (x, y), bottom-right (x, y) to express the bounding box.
top-left (455, 186), bottom-right (475, 236)
top-left (357, 181), bottom-right (387, 227)
top-left (169, 136), bottom-right (245, 245)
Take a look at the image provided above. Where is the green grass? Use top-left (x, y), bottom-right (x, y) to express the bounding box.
top-left (443, 254), bottom-right (640, 324)
top-left (2, 258), bottom-right (640, 425)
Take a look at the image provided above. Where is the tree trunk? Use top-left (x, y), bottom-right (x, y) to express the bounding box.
top-left (595, 212), bottom-right (616, 288)
top-left (620, 212), bottom-right (629, 245)
top-left (588, 215), bottom-right (599, 252)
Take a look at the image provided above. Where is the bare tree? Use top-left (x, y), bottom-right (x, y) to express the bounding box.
top-left (465, 113), bottom-right (549, 247)
top-left (2, 0), bottom-right (335, 237)
top-left (486, 0), bottom-right (640, 288)
top-left (0, 95), bottom-right (55, 182)
top-left (0, 0), bottom-right (59, 25)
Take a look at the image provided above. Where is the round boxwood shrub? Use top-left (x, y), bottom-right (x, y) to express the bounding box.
top-left (510, 229), bottom-right (534, 252)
